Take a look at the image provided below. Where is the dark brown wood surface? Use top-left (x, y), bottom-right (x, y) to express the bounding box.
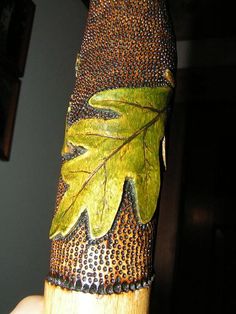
top-left (79, 2), bottom-right (236, 312)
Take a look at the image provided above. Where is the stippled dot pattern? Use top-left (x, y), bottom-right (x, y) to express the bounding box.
top-left (48, 0), bottom-right (176, 294)
top-left (48, 189), bottom-right (155, 294)
top-left (67, 0), bottom-right (176, 126)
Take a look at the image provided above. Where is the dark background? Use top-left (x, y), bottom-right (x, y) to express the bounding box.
top-left (82, 0), bottom-right (236, 313)
top-left (155, 1), bottom-right (236, 313)
top-left (0, 1), bottom-right (88, 313)
top-left (0, 0), bottom-right (235, 313)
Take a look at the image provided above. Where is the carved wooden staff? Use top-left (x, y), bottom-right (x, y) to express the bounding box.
top-left (44, 0), bottom-right (176, 313)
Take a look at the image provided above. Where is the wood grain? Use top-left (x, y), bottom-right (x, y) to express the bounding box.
top-left (44, 281), bottom-right (151, 314)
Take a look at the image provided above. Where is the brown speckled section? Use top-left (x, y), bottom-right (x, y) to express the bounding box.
top-left (48, 185), bottom-right (155, 294)
top-left (67, 0), bottom-right (176, 125)
top-left (48, 0), bottom-right (176, 294)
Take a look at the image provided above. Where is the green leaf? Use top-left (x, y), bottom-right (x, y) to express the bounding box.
top-left (50, 87), bottom-right (172, 239)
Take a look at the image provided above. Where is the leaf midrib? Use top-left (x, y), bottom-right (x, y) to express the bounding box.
top-left (61, 106), bottom-right (167, 219)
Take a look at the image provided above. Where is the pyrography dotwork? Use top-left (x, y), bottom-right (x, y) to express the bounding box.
top-left (47, 0), bottom-right (176, 295)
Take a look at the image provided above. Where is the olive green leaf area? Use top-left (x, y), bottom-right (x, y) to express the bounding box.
top-left (50, 87), bottom-right (172, 240)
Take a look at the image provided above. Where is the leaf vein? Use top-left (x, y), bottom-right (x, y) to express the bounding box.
top-left (76, 132), bottom-right (127, 140)
top-left (94, 99), bottom-right (162, 113)
top-left (61, 107), bottom-right (167, 217)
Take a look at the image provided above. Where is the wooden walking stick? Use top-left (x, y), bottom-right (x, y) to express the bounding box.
top-left (44, 0), bottom-right (176, 313)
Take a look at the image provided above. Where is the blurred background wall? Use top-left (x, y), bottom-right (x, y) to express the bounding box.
top-left (0, 0), bottom-right (235, 313)
top-left (0, 1), bottom-right (87, 312)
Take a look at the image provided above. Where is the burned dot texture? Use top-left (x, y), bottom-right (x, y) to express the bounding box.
top-left (67, 0), bottom-right (176, 126)
top-left (48, 0), bottom-right (176, 295)
top-left (48, 192), bottom-right (155, 294)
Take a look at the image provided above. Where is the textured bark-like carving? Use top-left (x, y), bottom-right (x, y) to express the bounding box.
top-left (46, 0), bottom-right (176, 299)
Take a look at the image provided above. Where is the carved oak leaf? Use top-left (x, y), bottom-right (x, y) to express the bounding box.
top-left (50, 87), bottom-right (172, 239)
